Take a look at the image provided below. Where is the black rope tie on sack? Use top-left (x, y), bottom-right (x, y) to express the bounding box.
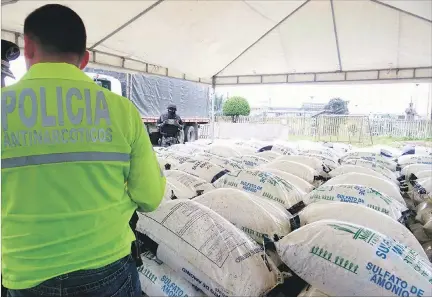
top-left (397, 175), bottom-right (406, 182)
top-left (398, 210), bottom-right (415, 226)
top-left (191, 189), bottom-right (204, 199)
top-left (289, 215), bottom-right (301, 231)
top-left (170, 190), bottom-right (178, 200)
top-left (314, 175), bottom-right (327, 181)
top-left (211, 169), bottom-right (230, 184)
top-left (258, 145), bottom-right (273, 152)
top-left (322, 164), bottom-right (331, 174)
top-left (411, 180), bottom-right (427, 194)
top-left (287, 201), bottom-right (306, 215)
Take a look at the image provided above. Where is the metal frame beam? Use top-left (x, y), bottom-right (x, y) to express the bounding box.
top-left (371, 0), bottom-right (432, 24)
top-left (1, 0), bottom-right (19, 6)
top-left (1, 29), bottom-right (212, 85)
top-left (89, 0), bottom-right (165, 49)
top-left (214, 67), bottom-right (432, 86)
top-left (215, 0), bottom-right (311, 76)
top-left (330, 0), bottom-right (342, 71)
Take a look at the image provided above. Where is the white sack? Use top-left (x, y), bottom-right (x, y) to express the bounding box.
top-left (213, 169), bottom-right (305, 210)
top-left (271, 144), bottom-right (299, 155)
top-left (412, 170), bottom-right (432, 180)
top-left (193, 188), bottom-right (292, 243)
top-left (369, 145), bottom-right (402, 158)
top-left (401, 163), bottom-right (432, 177)
top-left (275, 220), bottom-right (432, 297)
top-left (297, 285), bottom-right (329, 297)
top-left (230, 155), bottom-right (269, 169)
top-left (298, 153), bottom-right (339, 171)
top-left (230, 145), bottom-right (257, 155)
top-left (324, 173), bottom-right (405, 205)
top-left (163, 180), bottom-right (194, 202)
top-left (136, 200), bottom-right (280, 297)
top-left (176, 160), bottom-right (228, 183)
top-left (298, 149), bottom-right (339, 161)
top-left (168, 144), bottom-right (204, 155)
top-left (195, 153), bottom-right (244, 172)
top-left (165, 170), bottom-right (215, 194)
top-left (256, 151), bottom-right (282, 161)
top-left (398, 155), bottom-right (432, 168)
top-left (258, 167), bottom-right (315, 193)
top-left (157, 152), bottom-right (190, 170)
top-left (341, 151), bottom-right (397, 171)
top-left (157, 157), bottom-right (179, 170)
top-left (329, 165), bottom-right (393, 183)
top-left (138, 251), bottom-right (204, 297)
top-left (262, 160), bottom-right (318, 184)
top-left (412, 146), bottom-right (432, 156)
top-left (274, 155), bottom-right (325, 172)
top-left (154, 147), bottom-right (169, 153)
top-left (323, 142), bottom-right (352, 154)
top-left (299, 202), bottom-right (427, 259)
top-left (304, 184), bottom-right (407, 221)
top-left (204, 145), bottom-right (241, 158)
top-left (343, 159), bottom-right (397, 183)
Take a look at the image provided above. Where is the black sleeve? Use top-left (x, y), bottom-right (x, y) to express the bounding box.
top-left (177, 116), bottom-right (183, 125)
top-left (157, 115), bottom-right (163, 124)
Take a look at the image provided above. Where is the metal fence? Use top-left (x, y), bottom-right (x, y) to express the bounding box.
top-left (199, 116), bottom-right (432, 144)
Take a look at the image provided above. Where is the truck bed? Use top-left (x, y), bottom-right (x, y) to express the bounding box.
top-left (131, 73), bottom-right (210, 120)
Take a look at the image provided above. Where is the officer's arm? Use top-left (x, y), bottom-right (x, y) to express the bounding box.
top-left (177, 116), bottom-right (183, 125)
top-left (157, 115), bottom-right (163, 125)
top-left (127, 105), bottom-right (165, 212)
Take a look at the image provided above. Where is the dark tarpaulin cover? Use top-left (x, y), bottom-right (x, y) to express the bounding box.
top-left (131, 73), bottom-right (209, 119)
top-left (84, 68), bottom-right (210, 119)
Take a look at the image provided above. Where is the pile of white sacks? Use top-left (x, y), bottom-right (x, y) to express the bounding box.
top-left (135, 139), bottom-right (432, 297)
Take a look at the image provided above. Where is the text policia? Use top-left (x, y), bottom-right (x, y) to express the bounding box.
top-left (2, 87), bottom-right (112, 148)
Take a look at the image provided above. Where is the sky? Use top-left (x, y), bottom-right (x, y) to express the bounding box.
top-left (6, 56), bottom-right (432, 117)
top-left (217, 83), bottom-right (432, 117)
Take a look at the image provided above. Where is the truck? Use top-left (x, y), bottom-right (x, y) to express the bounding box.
top-left (85, 68), bottom-right (210, 145)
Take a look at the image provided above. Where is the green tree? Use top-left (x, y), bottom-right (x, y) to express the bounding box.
top-left (223, 96), bottom-right (251, 122)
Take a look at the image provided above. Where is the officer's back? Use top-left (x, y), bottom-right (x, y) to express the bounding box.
top-left (1, 4), bottom-right (165, 296)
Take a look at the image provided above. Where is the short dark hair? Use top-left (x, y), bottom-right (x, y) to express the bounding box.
top-left (24, 4), bottom-right (87, 56)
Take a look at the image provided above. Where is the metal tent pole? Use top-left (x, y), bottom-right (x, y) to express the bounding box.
top-left (211, 77), bottom-right (216, 141)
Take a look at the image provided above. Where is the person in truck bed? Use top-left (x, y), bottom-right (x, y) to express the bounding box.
top-left (157, 104), bottom-right (184, 126)
top-left (1, 4), bottom-right (165, 296)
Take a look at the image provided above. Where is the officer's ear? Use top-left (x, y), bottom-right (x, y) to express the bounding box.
top-left (23, 35), bottom-right (36, 60)
top-left (79, 50), bottom-right (90, 70)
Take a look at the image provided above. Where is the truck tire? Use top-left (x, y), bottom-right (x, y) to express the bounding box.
top-left (184, 125), bottom-right (197, 143)
top-left (178, 129), bottom-right (185, 144)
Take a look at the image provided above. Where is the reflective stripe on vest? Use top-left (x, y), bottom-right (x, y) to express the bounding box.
top-left (2, 152), bottom-right (130, 169)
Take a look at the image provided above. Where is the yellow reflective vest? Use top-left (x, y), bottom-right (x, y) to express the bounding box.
top-left (1, 63), bottom-right (165, 289)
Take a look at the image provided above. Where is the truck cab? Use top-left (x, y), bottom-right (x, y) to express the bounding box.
top-left (86, 72), bottom-right (122, 96)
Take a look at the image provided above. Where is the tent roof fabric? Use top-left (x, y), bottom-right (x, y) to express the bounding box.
top-left (2, 0), bottom-right (431, 85)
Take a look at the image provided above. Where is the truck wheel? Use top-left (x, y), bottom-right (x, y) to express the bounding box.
top-left (184, 125), bottom-right (196, 143)
top-left (178, 130), bottom-right (185, 144)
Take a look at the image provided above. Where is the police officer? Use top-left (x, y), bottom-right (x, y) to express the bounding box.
top-left (1, 4), bottom-right (165, 296)
top-left (157, 104), bottom-right (184, 126)
top-left (1, 37), bottom-right (20, 298)
top-left (1, 39), bottom-right (20, 88)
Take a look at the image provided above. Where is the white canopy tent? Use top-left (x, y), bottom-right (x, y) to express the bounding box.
top-left (1, 0), bottom-right (432, 86)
